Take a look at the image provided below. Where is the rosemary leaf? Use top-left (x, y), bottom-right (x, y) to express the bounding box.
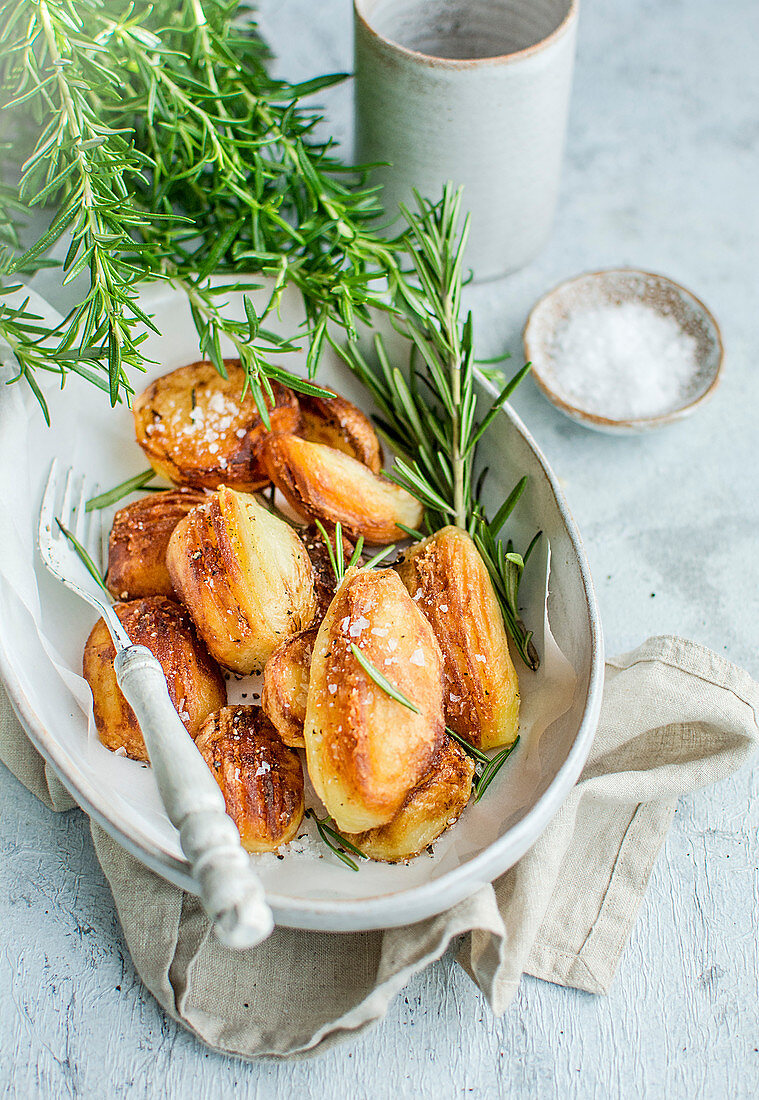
top-left (361, 545), bottom-right (396, 570)
top-left (395, 522), bottom-right (425, 541)
top-left (305, 808), bottom-right (365, 871)
top-left (474, 736), bottom-right (520, 801)
top-left (314, 518), bottom-right (341, 582)
top-left (349, 644), bottom-right (420, 714)
top-left (489, 477), bottom-right (528, 537)
top-left (347, 536), bottom-right (365, 571)
top-left (465, 361), bottom-right (532, 455)
top-left (85, 469), bottom-right (158, 511)
top-left (334, 521), bottom-right (344, 581)
top-left (445, 726), bottom-right (490, 764)
top-left (56, 520), bottom-right (110, 596)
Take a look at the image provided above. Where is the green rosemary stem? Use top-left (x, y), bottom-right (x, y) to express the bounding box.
top-left (37, 0), bottom-right (126, 402)
top-left (444, 288), bottom-right (465, 528)
top-left (338, 186), bottom-right (539, 668)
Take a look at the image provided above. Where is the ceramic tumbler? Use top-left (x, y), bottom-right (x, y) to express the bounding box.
top-left (354, 0), bottom-right (579, 279)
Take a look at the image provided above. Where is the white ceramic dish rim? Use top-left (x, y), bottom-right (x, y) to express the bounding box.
top-left (0, 380), bottom-right (604, 931)
top-left (523, 267), bottom-right (724, 431)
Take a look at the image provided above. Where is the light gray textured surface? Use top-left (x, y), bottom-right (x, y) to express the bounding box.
top-left (2, 0), bottom-right (758, 1095)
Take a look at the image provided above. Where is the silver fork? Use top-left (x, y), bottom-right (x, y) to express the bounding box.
top-left (39, 459), bottom-right (274, 950)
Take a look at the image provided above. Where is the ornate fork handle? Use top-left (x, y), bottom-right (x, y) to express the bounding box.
top-left (114, 645), bottom-right (274, 950)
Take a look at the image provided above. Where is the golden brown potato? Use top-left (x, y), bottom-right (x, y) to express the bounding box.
top-left (105, 488), bottom-right (206, 601)
top-left (396, 526), bottom-right (520, 751)
top-left (261, 627), bottom-right (316, 748)
top-left (262, 435), bottom-right (423, 545)
top-left (133, 359), bottom-right (300, 491)
top-left (195, 706), bottom-right (304, 853)
top-left (296, 389), bottom-right (382, 473)
top-left (343, 737), bottom-right (475, 862)
top-left (259, 519), bottom-right (362, 746)
top-left (82, 596), bottom-right (227, 762)
top-left (304, 567), bottom-right (445, 833)
top-left (167, 486), bottom-right (317, 674)
top-left (299, 523), bottom-right (357, 618)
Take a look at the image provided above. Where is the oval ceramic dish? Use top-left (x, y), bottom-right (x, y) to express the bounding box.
top-left (523, 269), bottom-right (724, 433)
top-left (0, 283), bottom-right (603, 932)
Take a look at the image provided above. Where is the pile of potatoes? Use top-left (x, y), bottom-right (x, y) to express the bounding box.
top-left (83, 360), bottom-right (520, 863)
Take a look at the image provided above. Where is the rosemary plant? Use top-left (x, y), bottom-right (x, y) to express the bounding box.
top-left (0, 0), bottom-right (398, 418)
top-left (335, 186), bottom-right (540, 669)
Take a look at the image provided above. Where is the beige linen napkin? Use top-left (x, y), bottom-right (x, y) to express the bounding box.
top-left (1, 634), bottom-right (758, 1059)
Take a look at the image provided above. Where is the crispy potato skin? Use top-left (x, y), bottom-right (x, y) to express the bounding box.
top-left (262, 435), bottom-right (423, 545)
top-left (195, 706), bottom-right (304, 853)
top-left (105, 488), bottom-right (206, 600)
top-left (261, 627), bottom-right (316, 748)
top-left (343, 737), bottom-right (474, 862)
top-left (299, 523), bottom-right (356, 618)
top-left (82, 596), bottom-right (227, 761)
top-left (259, 520), bottom-right (363, 746)
top-left (304, 567), bottom-right (445, 832)
top-left (396, 526), bottom-right (520, 751)
top-left (133, 360), bottom-right (300, 491)
top-left (296, 390), bottom-right (382, 473)
top-left (167, 486), bottom-right (317, 674)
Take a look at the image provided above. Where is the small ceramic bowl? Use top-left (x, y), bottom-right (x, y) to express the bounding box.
top-left (523, 269), bottom-right (724, 433)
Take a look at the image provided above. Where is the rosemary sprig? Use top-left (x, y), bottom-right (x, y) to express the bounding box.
top-left (56, 519), bottom-right (109, 596)
top-left (474, 736), bottom-right (520, 802)
top-left (445, 724), bottom-right (520, 797)
top-left (445, 726), bottom-right (490, 765)
top-left (0, 0), bottom-right (399, 415)
top-left (85, 469), bottom-right (158, 511)
top-left (313, 518), bottom-right (355, 583)
top-left (338, 186), bottom-right (539, 669)
top-left (2, 0), bottom-right (157, 406)
top-left (314, 518), bottom-right (394, 580)
top-left (305, 808), bottom-right (367, 872)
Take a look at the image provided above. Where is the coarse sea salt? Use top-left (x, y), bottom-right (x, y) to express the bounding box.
top-left (548, 301), bottom-right (699, 419)
top-left (249, 830), bottom-right (324, 867)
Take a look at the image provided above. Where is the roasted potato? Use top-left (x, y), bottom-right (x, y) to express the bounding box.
top-left (82, 596), bottom-right (227, 761)
top-left (259, 520), bottom-right (357, 745)
top-left (105, 487), bottom-right (206, 600)
top-left (195, 706), bottom-right (304, 853)
top-left (304, 567), bottom-right (445, 833)
top-left (343, 736), bottom-right (475, 862)
top-left (299, 523), bottom-right (357, 618)
top-left (262, 435), bottom-right (423, 545)
top-left (261, 627), bottom-right (316, 748)
top-left (396, 526), bottom-right (520, 751)
top-left (167, 486), bottom-right (317, 674)
top-left (133, 359), bottom-right (300, 491)
top-left (296, 389), bottom-right (382, 473)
